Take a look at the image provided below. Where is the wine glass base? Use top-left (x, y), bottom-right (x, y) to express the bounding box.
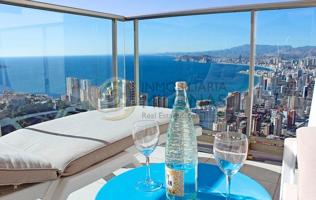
top-left (135, 180), bottom-right (162, 192)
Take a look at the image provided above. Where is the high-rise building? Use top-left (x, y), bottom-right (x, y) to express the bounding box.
top-left (241, 92), bottom-right (248, 111)
top-left (287, 110), bottom-right (296, 129)
top-left (271, 76), bottom-right (278, 93)
top-left (312, 57), bottom-right (316, 66)
top-left (153, 96), bottom-right (159, 107)
top-left (124, 80), bottom-right (136, 106)
top-left (139, 94), bottom-right (148, 106)
top-left (273, 113), bottom-right (283, 136)
top-left (288, 96), bottom-right (305, 118)
top-left (307, 84), bottom-right (314, 99)
top-left (261, 123), bottom-right (272, 136)
top-left (288, 96), bottom-right (297, 110)
top-left (251, 114), bottom-right (261, 135)
top-left (160, 96), bottom-right (168, 108)
top-left (297, 77), bottom-right (305, 92)
top-left (88, 85), bottom-right (100, 109)
top-left (280, 85), bottom-right (290, 97)
top-left (0, 64), bottom-right (11, 92)
top-left (98, 87), bottom-right (114, 109)
top-left (303, 85), bottom-right (309, 99)
top-left (191, 100), bottom-right (217, 130)
top-left (286, 75), bottom-right (297, 91)
top-left (213, 120), bottom-right (227, 132)
top-left (66, 77), bottom-right (80, 104)
top-left (153, 96), bottom-right (168, 108)
top-left (264, 78), bottom-right (268, 90)
top-left (80, 79), bottom-right (91, 102)
top-left (226, 92), bottom-right (241, 112)
top-left (254, 86), bottom-right (262, 104)
top-left (297, 69), bottom-right (303, 78)
top-left (226, 92), bottom-right (241, 122)
top-left (264, 98), bottom-right (273, 110)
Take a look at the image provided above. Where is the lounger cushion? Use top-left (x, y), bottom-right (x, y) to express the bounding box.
top-left (297, 127), bottom-right (316, 200)
top-left (1, 106), bottom-right (182, 177)
top-left (0, 142), bottom-right (58, 186)
top-left (1, 106), bottom-right (199, 179)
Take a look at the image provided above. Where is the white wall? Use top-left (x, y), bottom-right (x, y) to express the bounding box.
top-left (309, 85), bottom-right (316, 127)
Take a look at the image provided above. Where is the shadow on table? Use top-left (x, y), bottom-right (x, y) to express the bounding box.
top-left (156, 164), bottom-right (256, 200)
top-left (197, 164), bottom-right (257, 199)
top-left (198, 191), bottom-right (257, 200)
top-left (198, 164), bottom-right (224, 188)
top-left (156, 191), bottom-right (256, 200)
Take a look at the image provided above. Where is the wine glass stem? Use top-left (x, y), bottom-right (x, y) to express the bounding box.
top-left (145, 156), bottom-right (152, 183)
top-left (226, 175), bottom-right (231, 200)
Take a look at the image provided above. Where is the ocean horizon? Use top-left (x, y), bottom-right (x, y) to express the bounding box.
top-left (0, 55), bottom-right (262, 107)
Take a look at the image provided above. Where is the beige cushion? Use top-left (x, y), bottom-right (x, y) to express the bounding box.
top-left (0, 142), bottom-right (57, 186)
top-left (1, 106), bottom-right (173, 177)
top-left (63, 122), bottom-right (169, 176)
top-left (297, 127), bottom-right (316, 200)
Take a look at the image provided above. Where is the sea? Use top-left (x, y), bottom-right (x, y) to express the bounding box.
top-left (0, 55), bottom-right (263, 108)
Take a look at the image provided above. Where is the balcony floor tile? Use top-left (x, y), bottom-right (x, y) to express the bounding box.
top-left (67, 179), bottom-right (106, 200)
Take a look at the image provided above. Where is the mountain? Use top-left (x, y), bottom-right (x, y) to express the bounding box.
top-left (164, 45), bottom-right (316, 59)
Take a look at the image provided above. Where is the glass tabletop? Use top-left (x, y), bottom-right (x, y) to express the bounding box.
top-left (96, 163), bottom-right (271, 200)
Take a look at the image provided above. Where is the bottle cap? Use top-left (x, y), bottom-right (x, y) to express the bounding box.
top-left (175, 81), bottom-right (187, 90)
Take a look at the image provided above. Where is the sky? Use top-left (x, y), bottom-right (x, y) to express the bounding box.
top-left (0, 3), bottom-right (315, 56)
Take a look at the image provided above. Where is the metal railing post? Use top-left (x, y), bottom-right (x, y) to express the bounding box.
top-left (247, 11), bottom-right (256, 136)
top-left (134, 19), bottom-right (140, 105)
top-left (112, 19), bottom-right (118, 79)
top-left (112, 19), bottom-right (119, 107)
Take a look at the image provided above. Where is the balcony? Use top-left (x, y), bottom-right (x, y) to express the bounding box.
top-left (0, 0), bottom-right (315, 200)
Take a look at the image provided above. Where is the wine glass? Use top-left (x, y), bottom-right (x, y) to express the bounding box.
top-left (132, 120), bottom-right (162, 192)
top-left (213, 132), bottom-right (248, 200)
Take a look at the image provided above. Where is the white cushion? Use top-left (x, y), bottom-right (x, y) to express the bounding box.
top-left (297, 127), bottom-right (316, 200)
top-left (0, 142), bottom-right (52, 169)
top-left (0, 142), bottom-right (57, 186)
top-left (1, 106), bottom-right (172, 175)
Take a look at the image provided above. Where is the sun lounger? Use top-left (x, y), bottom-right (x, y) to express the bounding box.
top-left (0, 106), bottom-right (199, 200)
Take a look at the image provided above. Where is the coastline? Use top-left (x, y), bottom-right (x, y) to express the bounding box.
top-left (173, 58), bottom-right (269, 108)
top-left (174, 56), bottom-right (275, 71)
top-left (2, 55), bottom-right (262, 109)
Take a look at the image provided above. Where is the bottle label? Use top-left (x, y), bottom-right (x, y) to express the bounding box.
top-left (166, 166), bottom-right (184, 197)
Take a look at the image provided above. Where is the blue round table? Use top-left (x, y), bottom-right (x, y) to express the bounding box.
top-left (96, 163), bottom-right (271, 200)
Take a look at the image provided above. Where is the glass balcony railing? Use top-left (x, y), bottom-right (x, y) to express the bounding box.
top-left (137, 12), bottom-right (251, 136)
top-left (0, 4), bottom-right (115, 135)
top-left (255, 8), bottom-right (316, 138)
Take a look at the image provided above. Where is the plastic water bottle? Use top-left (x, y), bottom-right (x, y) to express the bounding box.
top-left (165, 81), bottom-right (198, 200)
